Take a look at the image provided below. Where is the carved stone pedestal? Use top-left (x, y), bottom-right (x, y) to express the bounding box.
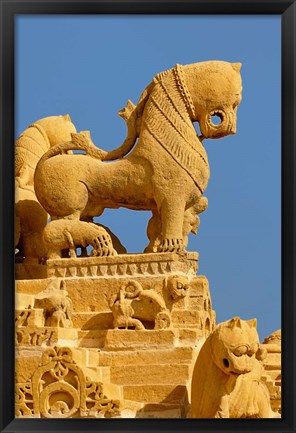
top-left (15, 252), bottom-right (216, 418)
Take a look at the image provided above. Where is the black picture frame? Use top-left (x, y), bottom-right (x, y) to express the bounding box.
top-left (0, 1), bottom-right (295, 432)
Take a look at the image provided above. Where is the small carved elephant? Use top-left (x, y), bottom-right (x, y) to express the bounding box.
top-left (34, 279), bottom-right (72, 328)
top-left (43, 219), bottom-right (117, 259)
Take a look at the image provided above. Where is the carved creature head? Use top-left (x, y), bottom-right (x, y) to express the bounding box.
top-left (35, 114), bottom-right (77, 146)
top-left (184, 61), bottom-right (242, 139)
top-left (210, 317), bottom-right (260, 376)
top-left (167, 275), bottom-right (190, 300)
top-left (183, 197), bottom-right (208, 237)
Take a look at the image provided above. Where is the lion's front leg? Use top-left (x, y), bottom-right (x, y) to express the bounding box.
top-left (157, 198), bottom-right (185, 253)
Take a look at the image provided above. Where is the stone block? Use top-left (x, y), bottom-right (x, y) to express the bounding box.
top-left (171, 309), bottom-right (201, 327)
top-left (104, 329), bottom-right (176, 350)
top-left (15, 347), bottom-right (43, 383)
top-left (99, 347), bottom-right (195, 367)
top-left (87, 348), bottom-right (101, 367)
top-left (72, 311), bottom-right (113, 330)
top-left (64, 279), bottom-right (111, 312)
top-left (15, 293), bottom-right (35, 309)
top-left (136, 403), bottom-right (183, 418)
top-left (189, 275), bottom-right (209, 296)
top-left (188, 297), bottom-right (203, 309)
top-left (54, 328), bottom-right (79, 346)
top-left (123, 384), bottom-right (188, 404)
top-left (110, 364), bottom-right (190, 385)
top-left (263, 370), bottom-right (281, 381)
top-left (16, 279), bottom-right (48, 295)
top-left (176, 328), bottom-right (204, 345)
top-left (78, 330), bottom-right (107, 348)
top-left (263, 353), bottom-right (281, 370)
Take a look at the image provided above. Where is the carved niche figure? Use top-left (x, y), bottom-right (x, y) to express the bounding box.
top-left (190, 317), bottom-right (276, 418)
top-left (15, 114), bottom-right (77, 262)
top-left (43, 219), bottom-right (117, 259)
top-left (109, 280), bottom-right (171, 330)
top-left (34, 61), bottom-right (242, 253)
top-left (34, 279), bottom-right (72, 327)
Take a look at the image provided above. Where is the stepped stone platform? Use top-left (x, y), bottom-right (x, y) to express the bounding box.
top-left (15, 252), bottom-right (215, 418)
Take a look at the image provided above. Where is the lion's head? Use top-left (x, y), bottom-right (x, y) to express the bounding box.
top-left (184, 61), bottom-right (242, 139)
top-left (35, 114), bottom-right (77, 146)
top-left (210, 317), bottom-right (260, 376)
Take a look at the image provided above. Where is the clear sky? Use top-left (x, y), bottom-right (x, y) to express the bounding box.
top-left (15, 15), bottom-right (281, 341)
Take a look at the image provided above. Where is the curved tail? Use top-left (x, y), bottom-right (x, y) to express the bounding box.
top-left (36, 98), bottom-right (142, 167)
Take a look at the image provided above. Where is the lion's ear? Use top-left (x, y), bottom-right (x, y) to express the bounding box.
top-left (63, 114), bottom-right (72, 122)
top-left (246, 318), bottom-right (257, 329)
top-left (228, 317), bottom-right (242, 328)
top-left (232, 63), bottom-right (242, 73)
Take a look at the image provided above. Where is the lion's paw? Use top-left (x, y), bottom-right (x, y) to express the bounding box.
top-left (158, 238), bottom-right (185, 253)
top-left (91, 236), bottom-right (117, 257)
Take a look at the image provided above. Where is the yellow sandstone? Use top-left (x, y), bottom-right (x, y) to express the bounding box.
top-left (14, 60), bottom-right (280, 419)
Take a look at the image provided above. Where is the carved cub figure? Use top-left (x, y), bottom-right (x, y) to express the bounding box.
top-left (43, 219), bottom-right (117, 259)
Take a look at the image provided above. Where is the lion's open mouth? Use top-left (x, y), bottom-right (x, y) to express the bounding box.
top-left (209, 110), bottom-right (225, 127)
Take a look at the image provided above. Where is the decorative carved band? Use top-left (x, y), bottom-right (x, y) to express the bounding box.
top-left (47, 252), bottom-right (198, 279)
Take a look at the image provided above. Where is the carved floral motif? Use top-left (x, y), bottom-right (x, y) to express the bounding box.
top-left (15, 347), bottom-right (120, 418)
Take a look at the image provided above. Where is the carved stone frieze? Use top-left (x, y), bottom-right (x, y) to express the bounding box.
top-left (109, 280), bottom-right (172, 330)
top-left (16, 327), bottom-right (58, 347)
top-left (46, 252), bottom-right (198, 279)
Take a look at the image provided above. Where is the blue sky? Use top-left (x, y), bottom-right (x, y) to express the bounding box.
top-left (15, 15), bottom-right (281, 340)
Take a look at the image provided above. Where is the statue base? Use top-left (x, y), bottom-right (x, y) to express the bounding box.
top-left (15, 252), bottom-right (215, 418)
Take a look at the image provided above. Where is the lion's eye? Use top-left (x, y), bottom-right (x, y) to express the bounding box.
top-left (233, 345), bottom-right (248, 357)
top-left (247, 343), bottom-right (259, 356)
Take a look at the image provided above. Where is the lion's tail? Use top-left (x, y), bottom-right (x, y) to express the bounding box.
top-left (36, 130), bottom-right (107, 165)
top-left (100, 99), bottom-right (138, 161)
top-left (36, 99), bottom-right (139, 166)
top-left (82, 99), bottom-right (139, 162)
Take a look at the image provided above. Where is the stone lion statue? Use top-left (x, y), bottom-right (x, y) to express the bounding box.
top-left (34, 61), bottom-right (242, 253)
top-left (15, 115), bottom-right (77, 262)
top-left (190, 317), bottom-right (277, 418)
